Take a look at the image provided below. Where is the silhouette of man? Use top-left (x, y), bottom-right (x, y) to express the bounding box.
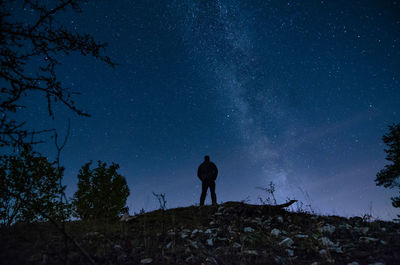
top-left (197, 155), bottom-right (218, 206)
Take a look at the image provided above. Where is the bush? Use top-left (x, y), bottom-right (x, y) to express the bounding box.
top-left (0, 148), bottom-right (67, 226)
top-left (376, 123), bottom-right (400, 217)
top-left (72, 161), bottom-right (130, 220)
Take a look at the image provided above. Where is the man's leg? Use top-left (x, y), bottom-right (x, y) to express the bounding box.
top-left (200, 181), bottom-right (208, 206)
top-left (210, 180), bottom-right (217, 205)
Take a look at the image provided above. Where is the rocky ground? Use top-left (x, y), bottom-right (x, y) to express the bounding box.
top-left (1, 201), bottom-right (399, 265)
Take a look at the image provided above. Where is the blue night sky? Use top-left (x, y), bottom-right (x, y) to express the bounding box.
top-left (17, 0), bottom-right (400, 219)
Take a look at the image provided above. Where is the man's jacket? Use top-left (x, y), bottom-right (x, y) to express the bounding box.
top-left (197, 161), bottom-right (218, 181)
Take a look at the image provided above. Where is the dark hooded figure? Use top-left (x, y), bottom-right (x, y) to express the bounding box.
top-left (197, 155), bottom-right (218, 206)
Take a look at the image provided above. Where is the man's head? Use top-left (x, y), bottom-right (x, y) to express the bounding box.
top-left (204, 155), bottom-right (210, 162)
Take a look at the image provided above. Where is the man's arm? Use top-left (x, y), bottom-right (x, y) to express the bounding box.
top-left (213, 163), bottom-right (218, 180)
top-left (197, 166), bottom-right (202, 180)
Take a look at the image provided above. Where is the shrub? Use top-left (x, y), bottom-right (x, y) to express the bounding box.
top-left (72, 161), bottom-right (130, 220)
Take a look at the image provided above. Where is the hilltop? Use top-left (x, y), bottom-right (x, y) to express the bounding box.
top-left (1, 201), bottom-right (399, 265)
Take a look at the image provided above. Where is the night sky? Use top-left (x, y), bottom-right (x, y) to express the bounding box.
top-left (19, 0), bottom-right (400, 219)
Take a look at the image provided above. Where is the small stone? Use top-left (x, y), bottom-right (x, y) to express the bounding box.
top-left (181, 233), bottom-right (189, 239)
top-left (381, 227), bottom-right (386, 232)
top-left (140, 258), bottom-right (153, 264)
top-left (207, 238), bottom-right (213, 246)
top-left (244, 227), bottom-right (255, 232)
top-left (210, 221), bottom-right (215, 226)
top-left (279, 237), bottom-right (294, 247)
top-left (277, 216), bottom-right (284, 223)
top-left (311, 262), bottom-right (319, 265)
top-left (335, 246), bottom-right (343, 253)
top-left (319, 249), bottom-right (328, 258)
top-left (360, 227), bottom-right (369, 235)
top-left (243, 250), bottom-right (258, 255)
top-left (192, 229), bottom-right (199, 235)
top-left (320, 237), bottom-right (337, 247)
top-left (205, 257), bottom-right (219, 265)
top-left (190, 240), bottom-right (199, 249)
top-left (233, 242), bottom-right (241, 248)
top-left (359, 237), bottom-right (378, 244)
top-left (205, 228), bottom-right (213, 234)
top-left (286, 249), bottom-right (294, 257)
top-left (380, 240), bottom-right (387, 245)
top-left (217, 237), bottom-right (228, 241)
top-left (120, 213), bottom-right (131, 221)
top-left (166, 241), bottom-right (173, 248)
top-left (271, 228), bottom-right (281, 237)
top-left (319, 224), bottom-right (336, 234)
top-left (347, 262), bottom-right (359, 265)
top-left (339, 223), bottom-right (352, 230)
top-left (294, 234), bottom-right (308, 238)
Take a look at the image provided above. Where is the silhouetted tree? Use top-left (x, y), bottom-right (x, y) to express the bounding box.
top-left (0, 147), bottom-right (68, 226)
top-left (73, 161), bottom-right (130, 220)
top-left (0, 0), bottom-right (114, 149)
top-left (376, 123), bottom-right (400, 217)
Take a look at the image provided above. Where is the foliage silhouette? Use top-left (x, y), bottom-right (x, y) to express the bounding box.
top-left (376, 123), bottom-right (400, 218)
top-left (0, 0), bottom-right (115, 149)
top-left (0, 147), bottom-right (68, 226)
top-left (73, 161), bottom-right (130, 220)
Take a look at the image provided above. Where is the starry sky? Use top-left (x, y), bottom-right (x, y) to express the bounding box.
top-left (16, 0), bottom-right (400, 219)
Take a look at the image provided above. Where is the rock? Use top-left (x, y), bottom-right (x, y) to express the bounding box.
top-left (294, 234), bottom-right (308, 238)
top-left (380, 240), bottom-right (387, 245)
top-left (140, 258), bottom-right (153, 264)
top-left (217, 237), bottom-right (228, 241)
top-left (243, 250), bottom-right (258, 255)
top-left (244, 227), bottom-right (255, 232)
top-left (347, 262), bottom-right (359, 265)
top-left (359, 237), bottom-right (378, 244)
top-left (276, 216), bottom-right (284, 223)
top-left (233, 242), bottom-right (241, 248)
top-left (190, 240), bottom-right (199, 249)
top-left (181, 233), bottom-right (189, 239)
top-left (210, 221), bottom-right (215, 226)
top-left (319, 249), bottom-right (328, 258)
top-left (361, 227), bottom-right (369, 235)
top-left (207, 238), bottom-right (213, 246)
top-left (286, 249), bottom-right (294, 257)
top-left (205, 229), bottom-right (213, 234)
top-left (339, 223), bottom-right (352, 230)
top-left (320, 237), bottom-right (338, 247)
top-left (205, 257), bottom-right (219, 265)
top-left (319, 224), bottom-right (336, 234)
top-left (311, 262), bottom-right (319, 265)
top-left (279, 237), bottom-right (294, 247)
top-left (334, 246), bottom-right (343, 253)
top-left (271, 228), bottom-right (280, 237)
top-left (192, 229), bottom-right (199, 235)
top-left (166, 241), bottom-right (173, 249)
top-left (120, 213), bottom-right (131, 221)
